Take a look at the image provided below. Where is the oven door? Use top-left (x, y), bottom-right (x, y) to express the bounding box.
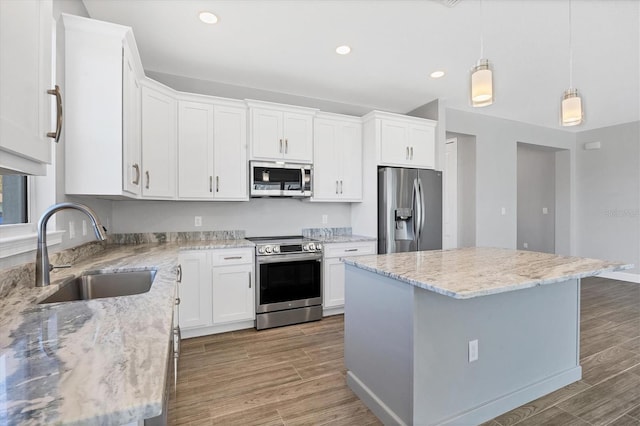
top-left (256, 252), bottom-right (322, 313)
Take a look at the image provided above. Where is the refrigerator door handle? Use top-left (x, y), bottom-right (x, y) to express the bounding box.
top-left (412, 178), bottom-right (420, 240)
top-left (417, 178), bottom-right (426, 240)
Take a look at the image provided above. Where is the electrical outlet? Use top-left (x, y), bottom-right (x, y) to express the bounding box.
top-left (69, 221), bottom-right (75, 239)
top-left (194, 216), bottom-right (202, 227)
top-left (322, 214), bottom-right (328, 224)
top-left (469, 339), bottom-right (479, 363)
top-left (501, 207), bottom-right (506, 216)
top-left (523, 242), bottom-right (528, 249)
top-left (82, 220), bottom-right (87, 236)
top-left (542, 207), bottom-right (548, 215)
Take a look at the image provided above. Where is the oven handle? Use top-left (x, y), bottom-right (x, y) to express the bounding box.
top-left (257, 253), bottom-right (322, 264)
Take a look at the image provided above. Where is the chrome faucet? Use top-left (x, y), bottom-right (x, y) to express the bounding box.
top-left (35, 202), bottom-right (107, 287)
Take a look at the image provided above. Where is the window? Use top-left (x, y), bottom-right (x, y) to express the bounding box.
top-left (0, 175), bottom-right (28, 225)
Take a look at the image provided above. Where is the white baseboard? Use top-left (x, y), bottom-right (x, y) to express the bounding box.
top-left (181, 320), bottom-right (254, 339)
top-left (597, 271), bottom-right (640, 284)
top-left (323, 306), bottom-right (344, 317)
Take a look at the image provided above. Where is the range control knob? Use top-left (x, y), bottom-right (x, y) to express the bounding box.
top-left (308, 243), bottom-right (316, 251)
top-left (265, 246), bottom-right (272, 254)
top-left (302, 244), bottom-right (309, 251)
top-left (316, 243), bottom-right (323, 251)
top-left (273, 246), bottom-right (280, 253)
top-left (257, 247), bottom-right (265, 254)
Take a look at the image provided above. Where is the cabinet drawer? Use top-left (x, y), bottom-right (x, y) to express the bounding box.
top-left (210, 249), bottom-right (254, 266)
top-left (324, 241), bottom-right (377, 259)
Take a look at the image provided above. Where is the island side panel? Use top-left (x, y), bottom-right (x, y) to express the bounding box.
top-left (413, 278), bottom-right (582, 425)
top-left (344, 265), bottom-right (415, 425)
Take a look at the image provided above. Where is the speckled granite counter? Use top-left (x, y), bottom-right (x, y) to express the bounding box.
top-left (0, 238), bottom-right (254, 425)
top-left (343, 247), bottom-right (632, 299)
top-left (314, 234), bottom-right (377, 244)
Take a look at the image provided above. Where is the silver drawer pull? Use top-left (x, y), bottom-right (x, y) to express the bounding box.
top-left (224, 256), bottom-right (243, 260)
top-left (175, 297), bottom-right (180, 306)
top-left (344, 248), bottom-right (359, 252)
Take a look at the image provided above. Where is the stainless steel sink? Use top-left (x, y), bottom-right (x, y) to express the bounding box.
top-left (39, 270), bottom-right (157, 304)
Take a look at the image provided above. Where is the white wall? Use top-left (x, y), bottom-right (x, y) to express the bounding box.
top-left (517, 143), bottom-right (557, 254)
top-left (575, 121), bottom-right (640, 275)
top-left (110, 198), bottom-right (351, 237)
top-left (445, 108), bottom-right (575, 250)
top-left (455, 133), bottom-right (477, 248)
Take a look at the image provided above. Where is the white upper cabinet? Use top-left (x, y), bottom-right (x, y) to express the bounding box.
top-left (141, 80), bottom-right (177, 199)
top-left (63, 14), bottom-right (144, 197)
top-left (178, 100), bottom-right (214, 199)
top-left (177, 95), bottom-right (248, 201)
top-left (247, 100), bottom-right (317, 163)
top-left (312, 113), bottom-right (363, 202)
top-left (213, 104), bottom-right (248, 200)
top-left (366, 111), bottom-right (436, 169)
top-left (0, 0), bottom-right (53, 175)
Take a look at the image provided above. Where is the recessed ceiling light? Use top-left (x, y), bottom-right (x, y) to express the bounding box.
top-left (430, 70), bottom-right (446, 79)
top-left (199, 11), bottom-right (218, 24)
top-left (335, 45), bottom-right (351, 55)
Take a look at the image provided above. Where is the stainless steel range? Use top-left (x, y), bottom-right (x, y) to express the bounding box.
top-left (247, 236), bottom-right (323, 330)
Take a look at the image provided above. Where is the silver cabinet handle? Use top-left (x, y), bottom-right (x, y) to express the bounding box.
top-left (340, 180), bottom-right (343, 194)
top-left (249, 271), bottom-right (252, 289)
top-left (216, 176), bottom-right (219, 193)
top-left (209, 176), bottom-right (213, 193)
top-left (406, 146), bottom-right (410, 160)
top-left (145, 171), bottom-right (150, 189)
top-left (285, 139), bottom-right (288, 154)
top-left (224, 256), bottom-right (242, 260)
top-left (336, 180), bottom-right (339, 194)
top-left (410, 147), bottom-right (414, 160)
top-left (47, 85), bottom-right (62, 142)
top-left (176, 264), bottom-right (182, 283)
top-left (344, 248), bottom-right (359, 252)
top-left (132, 163), bottom-right (140, 185)
top-left (279, 138), bottom-right (283, 153)
top-left (175, 297), bottom-right (181, 306)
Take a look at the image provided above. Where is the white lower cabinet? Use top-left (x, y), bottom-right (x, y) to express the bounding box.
top-left (322, 241), bottom-right (377, 315)
top-left (178, 248), bottom-right (255, 338)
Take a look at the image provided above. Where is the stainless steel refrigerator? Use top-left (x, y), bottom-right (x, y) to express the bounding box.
top-left (378, 167), bottom-right (443, 254)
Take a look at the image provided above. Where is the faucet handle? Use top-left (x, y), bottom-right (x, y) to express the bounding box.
top-left (49, 264), bottom-right (72, 271)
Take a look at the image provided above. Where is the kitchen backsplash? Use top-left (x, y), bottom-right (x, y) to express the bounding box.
top-left (108, 230), bottom-right (246, 245)
top-left (302, 227), bottom-right (353, 239)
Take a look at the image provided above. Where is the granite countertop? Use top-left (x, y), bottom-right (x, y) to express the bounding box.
top-left (343, 247), bottom-right (633, 299)
top-left (313, 235), bottom-right (377, 244)
top-left (0, 244), bottom-right (179, 425)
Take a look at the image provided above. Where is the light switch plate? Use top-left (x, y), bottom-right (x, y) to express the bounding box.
top-left (469, 339), bottom-right (479, 362)
top-left (194, 216), bottom-right (202, 227)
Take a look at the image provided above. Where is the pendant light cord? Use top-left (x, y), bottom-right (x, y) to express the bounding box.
top-left (480, 0), bottom-right (484, 59)
top-left (568, 0), bottom-right (573, 88)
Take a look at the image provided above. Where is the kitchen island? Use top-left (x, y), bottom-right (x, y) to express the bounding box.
top-left (342, 247), bottom-right (631, 426)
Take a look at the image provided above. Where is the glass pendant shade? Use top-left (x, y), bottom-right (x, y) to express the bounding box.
top-left (561, 88), bottom-right (583, 126)
top-left (471, 59), bottom-right (493, 107)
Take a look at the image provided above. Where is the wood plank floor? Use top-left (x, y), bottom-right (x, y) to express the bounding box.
top-left (169, 277), bottom-right (640, 425)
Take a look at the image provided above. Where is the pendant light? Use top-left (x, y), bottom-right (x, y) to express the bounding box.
top-left (561, 0), bottom-right (583, 126)
top-left (470, 0), bottom-right (493, 107)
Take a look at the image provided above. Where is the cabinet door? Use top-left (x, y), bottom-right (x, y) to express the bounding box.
top-left (283, 112), bottom-right (313, 162)
top-left (141, 85), bottom-right (177, 198)
top-left (178, 100), bottom-right (214, 199)
top-left (213, 105), bottom-right (248, 200)
top-left (323, 257), bottom-right (345, 308)
top-left (212, 264), bottom-right (254, 324)
top-left (379, 119), bottom-right (410, 166)
top-left (178, 252), bottom-right (212, 329)
top-left (122, 46), bottom-right (141, 196)
top-left (408, 123), bottom-right (435, 169)
top-left (0, 0), bottom-right (53, 171)
top-left (312, 119), bottom-right (340, 200)
top-left (338, 122), bottom-right (362, 200)
top-left (251, 108), bottom-right (283, 160)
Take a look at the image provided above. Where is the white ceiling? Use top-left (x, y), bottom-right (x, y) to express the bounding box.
top-left (82, 0), bottom-right (639, 132)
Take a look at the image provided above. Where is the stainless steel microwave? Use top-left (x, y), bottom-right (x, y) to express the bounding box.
top-left (250, 161), bottom-right (312, 197)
